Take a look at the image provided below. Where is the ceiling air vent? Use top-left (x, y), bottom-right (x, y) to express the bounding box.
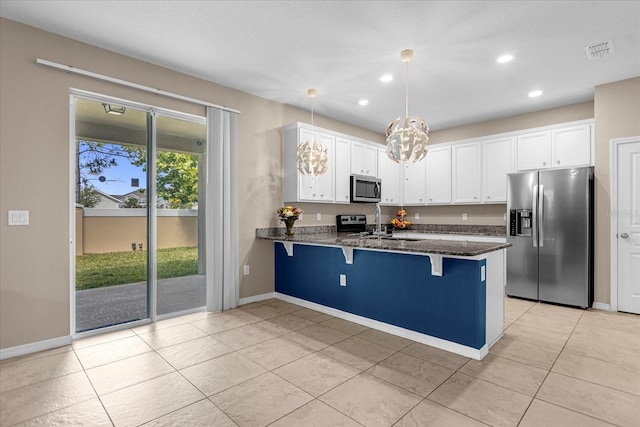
top-left (584, 40), bottom-right (615, 59)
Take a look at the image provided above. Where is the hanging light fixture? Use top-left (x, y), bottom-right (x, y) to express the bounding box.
top-left (386, 49), bottom-right (429, 163)
top-left (297, 88), bottom-right (328, 176)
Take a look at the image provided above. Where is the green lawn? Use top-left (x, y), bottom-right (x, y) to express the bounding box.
top-left (76, 246), bottom-right (198, 290)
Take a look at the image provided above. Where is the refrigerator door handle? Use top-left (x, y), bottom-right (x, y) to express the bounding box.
top-left (532, 185), bottom-right (538, 247)
top-left (538, 185), bottom-right (544, 247)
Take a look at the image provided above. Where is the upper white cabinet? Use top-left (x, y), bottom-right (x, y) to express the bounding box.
top-left (452, 142), bottom-right (482, 203)
top-left (482, 137), bottom-right (513, 203)
top-left (351, 141), bottom-right (378, 177)
top-left (516, 122), bottom-right (592, 171)
top-left (516, 131), bottom-right (551, 170)
top-left (551, 124), bottom-right (591, 168)
top-left (425, 145), bottom-right (451, 204)
top-left (403, 160), bottom-right (427, 205)
top-left (335, 137), bottom-right (351, 204)
top-left (377, 148), bottom-right (402, 205)
top-left (283, 123), bottom-right (335, 203)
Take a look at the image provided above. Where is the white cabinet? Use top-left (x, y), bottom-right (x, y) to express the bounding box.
top-left (335, 137), bottom-right (351, 204)
top-left (516, 123), bottom-right (592, 171)
top-left (452, 142), bottom-right (481, 203)
top-left (516, 131), bottom-right (551, 171)
top-left (377, 148), bottom-right (401, 205)
top-left (283, 124), bottom-right (335, 203)
top-left (425, 145), bottom-right (451, 204)
top-left (351, 141), bottom-right (378, 177)
top-left (482, 137), bottom-right (513, 203)
top-left (403, 160), bottom-right (427, 205)
top-left (551, 124), bottom-right (591, 168)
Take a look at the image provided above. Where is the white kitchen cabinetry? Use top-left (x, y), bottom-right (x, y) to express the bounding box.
top-left (551, 124), bottom-right (591, 168)
top-left (516, 131), bottom-right (551, 171)
top-left (403, 160), bottom-right (427, 205)
top-left (377, 148), bottom-right (402, 205)
top-left (482, 137), bottom-right (513, 203)
top-left (452, 142), bottom-right (481, 203)
top-left (516, 123), bottom-right (592, 171)
top-left (335, 137), bottom-right (351, 204)
top-left (351, 141), bottom-right (378, 177)
top-left (283, 124), bottom-right (335, 203)
top-left (425, 145), bottom-right (451, 204)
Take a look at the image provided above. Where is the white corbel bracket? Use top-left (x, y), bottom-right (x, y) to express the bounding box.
top-left (429, 254), bottom-right (443, 276)
top-left (341, 247), bottom-right (354, 264)
top-left (280, 241), bottom-right (294, 257)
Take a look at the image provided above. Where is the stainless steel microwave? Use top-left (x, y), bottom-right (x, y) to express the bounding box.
top-left (350, 175), bottom-right (381, 203)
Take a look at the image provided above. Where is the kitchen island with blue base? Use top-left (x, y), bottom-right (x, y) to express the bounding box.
top-left (260, 231), bottom-right (509, 360)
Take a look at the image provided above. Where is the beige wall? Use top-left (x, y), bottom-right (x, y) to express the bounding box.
top-left (593, 77), bottom-right (640, 304)
top-left (0, 18), bottom-right (382, 349)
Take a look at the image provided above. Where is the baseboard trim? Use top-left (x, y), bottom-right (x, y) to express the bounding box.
top-left (592, 301), bottom-right (611, 311)
top-left (275, 292), bottom-right (488, 360)
top-left (239, 292), bottom-right (276, 306)
top-left (0, 335), bottom-right (72, 361)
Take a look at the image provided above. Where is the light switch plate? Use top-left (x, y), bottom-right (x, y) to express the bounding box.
top-left (317, 213), bottom-right (322, 221)
top-left (8, 210), bottom-right (29, 226)
top-left (462, 213), bottom-right (468, 221)
top-left (414, 212), bottom-right (420, 219)
top-left (243, 265), bottom-right (250, 276)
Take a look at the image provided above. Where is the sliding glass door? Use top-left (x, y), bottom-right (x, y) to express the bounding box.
top-left (73, 95), bottom-right (206, 333)
top-left (155, 114), bottom-right (206, 316)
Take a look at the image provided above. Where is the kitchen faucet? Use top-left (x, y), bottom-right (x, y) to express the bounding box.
top-left (375, 202), bottom-right (382, 242)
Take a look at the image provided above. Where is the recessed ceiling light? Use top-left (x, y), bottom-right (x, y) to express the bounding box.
top-left (358, 99), bottom-right (369, 106)
top-left (528, 90), bottom-right (543, 98)
top-left (379, 74), bottom-right (393, 83)
top-left (497, 54), bottom-right (514, 64)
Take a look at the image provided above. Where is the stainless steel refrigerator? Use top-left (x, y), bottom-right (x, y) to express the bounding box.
top-left (506, 167), bottom-right (594, 308)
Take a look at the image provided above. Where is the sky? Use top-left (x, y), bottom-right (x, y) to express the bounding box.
top-left (79, 142), bottom-right (147, 196)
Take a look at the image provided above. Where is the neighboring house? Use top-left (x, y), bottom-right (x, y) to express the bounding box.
top-left (117, 190), bottom-right (170, 209)
top-left (91, 189), bottom-right (122, 209)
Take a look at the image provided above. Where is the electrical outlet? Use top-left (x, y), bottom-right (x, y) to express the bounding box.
top-left (503, 213), bottom-right (507, 221)
top-left (299, 214), bottom-right (304, 221)
top-left (339, 274), bottom-right (347, 286)
top-left (462, 213), bottom-right (468, 221)
top-left (243, 265), bottom-right (250, 275)
top-left (317, 213), bottom-right (322, 221)
top-left (414, 212), bottom-right (420, 220)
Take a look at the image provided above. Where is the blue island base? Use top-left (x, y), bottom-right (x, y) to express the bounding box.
top-left (275, 242), bottom-right (505, 360)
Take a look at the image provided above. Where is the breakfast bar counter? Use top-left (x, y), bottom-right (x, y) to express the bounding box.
top-left (257, 226), bottom-right (510, 360)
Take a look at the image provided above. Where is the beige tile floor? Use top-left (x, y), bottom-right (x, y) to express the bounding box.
top-left (1, 297), bottom-right (639, 426)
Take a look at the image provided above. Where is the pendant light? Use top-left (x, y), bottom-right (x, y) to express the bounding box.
top-left (297, 88), bottom-right (328, 176)
top-left (386, 49), bottom-right (429, 163)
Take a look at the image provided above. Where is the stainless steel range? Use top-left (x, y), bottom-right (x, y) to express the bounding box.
top-left (336, 214), bottom-right (367, 233)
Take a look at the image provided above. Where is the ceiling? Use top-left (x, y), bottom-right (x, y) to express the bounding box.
top-left (1, 1), bottom-right (639, 134)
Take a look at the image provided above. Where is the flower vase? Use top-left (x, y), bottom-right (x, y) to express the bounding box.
top-left (284, 218), bottom-right (297, 236)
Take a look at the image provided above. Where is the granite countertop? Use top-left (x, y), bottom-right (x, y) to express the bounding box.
top-left (256, 226), bottom-right (511, 257)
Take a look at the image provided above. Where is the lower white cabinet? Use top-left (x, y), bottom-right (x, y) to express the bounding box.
top-left (377, 148), bottom-right (402, 205)
top-left (425, 145), bottom-right (451, 204)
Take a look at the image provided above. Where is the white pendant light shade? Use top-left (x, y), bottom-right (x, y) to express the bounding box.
top-left (297, 88), bottom-right (329, 176)
top-left (386, 49), bottom-right (429, 163)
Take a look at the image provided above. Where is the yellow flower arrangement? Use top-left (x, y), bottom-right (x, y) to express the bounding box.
top-left (391, 208), bottom-right (411, 229)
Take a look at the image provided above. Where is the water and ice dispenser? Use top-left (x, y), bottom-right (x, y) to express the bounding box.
top-left (509, 209), bottom-right (533, 237)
